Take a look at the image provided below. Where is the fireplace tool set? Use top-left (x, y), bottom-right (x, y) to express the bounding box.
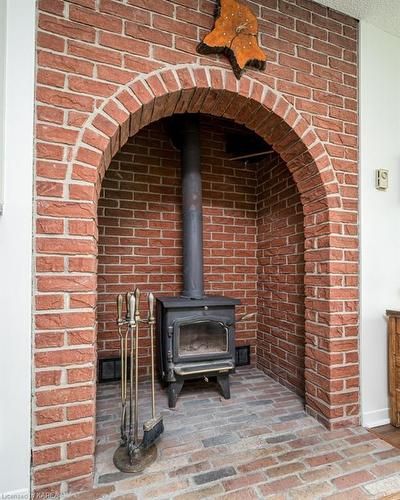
top-left (113, 288), bottom-right (164, 473)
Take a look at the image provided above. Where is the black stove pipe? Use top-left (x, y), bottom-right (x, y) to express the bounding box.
top-left (180, 114), bottom-right (205, 299)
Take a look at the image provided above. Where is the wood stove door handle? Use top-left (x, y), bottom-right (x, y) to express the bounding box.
top-left (237, 312), bottom-right (256, 323)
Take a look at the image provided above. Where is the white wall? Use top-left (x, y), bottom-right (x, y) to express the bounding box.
top-left (0, 0), bottom-right (6, 213)
top-left (0, 0), bottom-right (35, 495)
top-left (360, 22), bottom-right (400, 427)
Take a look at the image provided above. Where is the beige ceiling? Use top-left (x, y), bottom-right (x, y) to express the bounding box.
top-left (317, 0), bottom-right (400, 38)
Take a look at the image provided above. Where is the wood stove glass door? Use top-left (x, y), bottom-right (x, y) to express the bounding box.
top-left (177, 319), bottom-right (228, 360)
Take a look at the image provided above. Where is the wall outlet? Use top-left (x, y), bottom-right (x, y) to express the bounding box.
top-left (376, 169), bottom-right (389, 191)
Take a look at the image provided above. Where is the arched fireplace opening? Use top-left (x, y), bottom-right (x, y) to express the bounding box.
top-left (94, 112), bottom-right (306, 477)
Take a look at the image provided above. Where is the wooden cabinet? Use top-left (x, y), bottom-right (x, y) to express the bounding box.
top-left (387, 310), bottom-right (400, 427)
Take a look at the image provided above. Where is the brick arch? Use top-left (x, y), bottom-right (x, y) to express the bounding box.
top-left (33, 65), bottom-right (359, 493)
top-left (71, 65), bottom-right (341, 216)
top-left (68, 64), bottom-right (354, 427)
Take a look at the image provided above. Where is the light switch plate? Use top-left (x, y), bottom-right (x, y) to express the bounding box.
top-left (376, 169), bottom-right (389, 191)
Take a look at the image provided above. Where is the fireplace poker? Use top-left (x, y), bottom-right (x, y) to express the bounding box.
top-left (133, 287), bottom-right (141, 450)
top-left (126, 292), bottom-right (135, 446)
top-left (142, 292), bottom-right (164, 449)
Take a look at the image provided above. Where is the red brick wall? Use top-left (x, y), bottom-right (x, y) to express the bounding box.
top-left (33, 0), bottom-right (359, 494)
top-left (257, 153), bottom-right (305, 396)
top-left (97, 116), bottom-right (258, 374)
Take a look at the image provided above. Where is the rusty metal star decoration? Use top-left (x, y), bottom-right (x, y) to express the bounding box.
top-left (197, 0), bottom-right (267, 79)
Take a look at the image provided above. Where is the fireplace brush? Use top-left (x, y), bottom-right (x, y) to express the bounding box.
top-left (113, 288), bottom-right (162, 473)
top-left (142, 292), bottom-right (164, 449)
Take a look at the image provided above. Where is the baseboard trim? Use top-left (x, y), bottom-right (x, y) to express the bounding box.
top-left (362, 408), bottom-right (390, 428)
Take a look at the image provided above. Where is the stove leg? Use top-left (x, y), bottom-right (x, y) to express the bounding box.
top-left (216, 373), bottom-right (230, 400)
top-left (168, 379), bottom-right (184, 408)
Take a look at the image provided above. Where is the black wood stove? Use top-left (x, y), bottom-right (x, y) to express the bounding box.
top-left (157, 114), bottom-right (240, 408)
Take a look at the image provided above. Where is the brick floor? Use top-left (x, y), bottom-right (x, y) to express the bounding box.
top-left (89, 368), bottom-right (400, 499)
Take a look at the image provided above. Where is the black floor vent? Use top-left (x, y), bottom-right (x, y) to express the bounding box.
top-left (235, 345), bottom-right (250, 366)
top-left (98, 357), bottom-right (131, 383)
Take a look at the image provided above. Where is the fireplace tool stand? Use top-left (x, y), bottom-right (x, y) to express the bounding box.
top-left (113, 289), bottom-right (163, 473)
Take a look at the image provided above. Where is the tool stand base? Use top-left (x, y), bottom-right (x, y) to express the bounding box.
top-left (113, 443), bottom-right (157, 473)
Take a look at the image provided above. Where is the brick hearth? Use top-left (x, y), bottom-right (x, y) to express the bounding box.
top-left (90, 368), bottom-right (400, 499)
